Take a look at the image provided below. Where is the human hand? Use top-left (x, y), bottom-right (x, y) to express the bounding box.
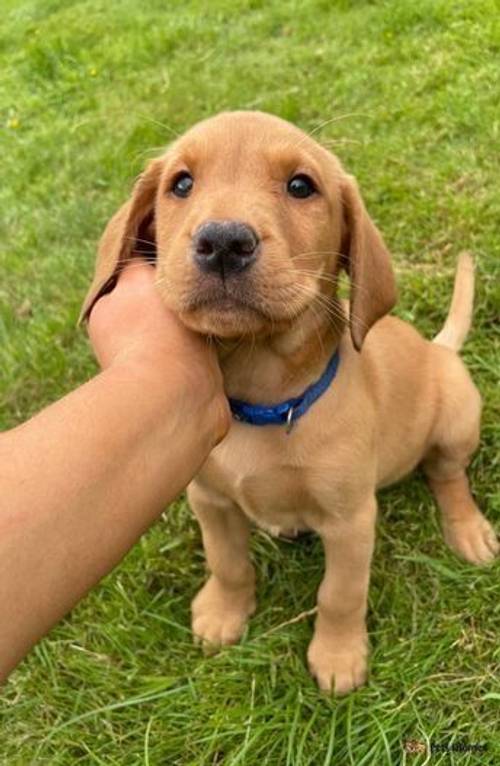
top-left (87, 260), bottom-right (230, 442)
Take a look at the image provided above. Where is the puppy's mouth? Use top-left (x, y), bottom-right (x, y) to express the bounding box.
top-left (189, 281), bottom-right (269, 316)
top-left (189, 287), bottom-right (265, 315)
top-left (177, 277), bottom-right (285, 337)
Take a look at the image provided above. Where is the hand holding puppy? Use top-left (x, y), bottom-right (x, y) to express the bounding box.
top-left (88, 259), bottom-right (230, 444)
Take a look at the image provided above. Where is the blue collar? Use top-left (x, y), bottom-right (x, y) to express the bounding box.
top-left (229, 349), bottom-right (340, 431)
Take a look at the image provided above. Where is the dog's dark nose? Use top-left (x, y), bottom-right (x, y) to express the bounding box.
top-left (193, 220), bottom-right (258, 276)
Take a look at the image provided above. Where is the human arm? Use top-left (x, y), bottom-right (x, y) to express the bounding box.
top-left (0, 263), bottom-right (229, 681)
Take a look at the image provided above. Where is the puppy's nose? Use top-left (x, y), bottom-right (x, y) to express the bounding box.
top-left (193, 220), bottom-right (258, 276)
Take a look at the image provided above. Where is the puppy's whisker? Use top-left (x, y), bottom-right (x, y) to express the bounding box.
top-left (117, 254), bottom-right (157, 264)
top-left (320, 138), bottom-right (363, 148)
top-left (309, 293), bottom-right (346, 324)
top-left (292, 251), bottom-right (346, 267)
top-left (317, 294), bottom-right (370, 332)
top-left (293, 269), bottom-right (375, 298)
top-left (133, 112), bottom-right (182, 140)
top-left (287, 283), bottom-right (343, 325)
top-left (132, 145), bottom-right (169, 163)
top-left (288, 282), bottom-right (362, 332)
top-left (299, 298), bottom-right (343, 338)
top-left (113, 260), bottom-right (159, 275)
top-left (307, 300), bottom-right (327, 362)
top-left (292, 269), bottom-right (340, 286)
top-left (124, 236), bottom-right (158, 248)
top-left (294, 112), bottom-right (371, 148)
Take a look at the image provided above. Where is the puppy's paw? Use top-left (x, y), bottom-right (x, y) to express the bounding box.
top-left (191, 576), bottom-right (256, 650)
top-left (307, 632), bottom-right (368, 695)
top-left (443, 512), bottom-right (499, 566)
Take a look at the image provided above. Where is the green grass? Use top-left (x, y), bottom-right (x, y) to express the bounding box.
top-left (1, 0), bottom-right (499, 763)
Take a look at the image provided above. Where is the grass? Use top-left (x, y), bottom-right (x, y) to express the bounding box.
top-left (1, 0), bottom-right (499, 763)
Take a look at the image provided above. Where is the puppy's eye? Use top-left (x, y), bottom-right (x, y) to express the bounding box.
top-left (287, 174), bottom-right (316, 199)
top-left (171, 172), bottom-right (194, 198)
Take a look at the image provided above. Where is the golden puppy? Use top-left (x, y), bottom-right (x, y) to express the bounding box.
top-left (82, 112), bottom-right (498, 694)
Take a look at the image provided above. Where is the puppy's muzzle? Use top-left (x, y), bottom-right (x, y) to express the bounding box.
top-left (193, 220), bottom-right (259, 278)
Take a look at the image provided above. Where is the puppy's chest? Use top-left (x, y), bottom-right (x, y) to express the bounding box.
top-left (197, 423), bottom-right (332, 529)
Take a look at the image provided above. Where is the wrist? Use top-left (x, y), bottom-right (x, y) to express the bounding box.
top-left (104, 357), bottom-right (230, 449)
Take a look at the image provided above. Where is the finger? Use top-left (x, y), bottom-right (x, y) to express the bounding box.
top-left (118, 258), bottom-right (155, 285)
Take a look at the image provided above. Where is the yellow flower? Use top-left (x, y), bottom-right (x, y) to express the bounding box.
top-left (7, 116), bottom-right (20, 129)
top-left (89, 67), bottom-right (98, 77)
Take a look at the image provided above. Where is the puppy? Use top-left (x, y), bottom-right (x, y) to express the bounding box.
top-left (82, 111), bottom-right (498, 694)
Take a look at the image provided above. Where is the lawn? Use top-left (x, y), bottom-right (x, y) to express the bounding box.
top-left (1, 0), bottom-right (499, 763)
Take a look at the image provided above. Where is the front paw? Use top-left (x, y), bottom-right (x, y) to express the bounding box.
top-left (307, 631), bottom-right (368, 695)
top-left (191, 575), bottom-right (256, 650)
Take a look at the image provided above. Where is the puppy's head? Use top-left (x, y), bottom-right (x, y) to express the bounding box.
top-left (82, 111), bottom-right (396, 349)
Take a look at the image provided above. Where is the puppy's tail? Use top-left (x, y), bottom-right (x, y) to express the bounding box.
top-left (433, 252), bottom-right (475, 352)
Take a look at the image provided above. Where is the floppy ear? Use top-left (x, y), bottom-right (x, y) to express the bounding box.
top-left (79, 157), bottom-right (163, 322)
top-left (340, 174), bottom-right (397, 350)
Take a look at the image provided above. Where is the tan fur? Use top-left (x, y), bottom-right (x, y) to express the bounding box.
top-left (83, 111), bottom-right (498, 694)
top-left (433, 251), bottom-right (475, 351)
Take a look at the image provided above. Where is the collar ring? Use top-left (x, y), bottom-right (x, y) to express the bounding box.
top-left (285, 405), bottom-right (295, 435)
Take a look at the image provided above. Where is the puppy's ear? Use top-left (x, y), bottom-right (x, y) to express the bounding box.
top-left (340, 174), bottom-right (397, 350)
top-left (79, 157), bottom-right (163, 323)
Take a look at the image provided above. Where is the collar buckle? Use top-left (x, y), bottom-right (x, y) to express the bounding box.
top-left (228, 348), bottom-right (340, 429)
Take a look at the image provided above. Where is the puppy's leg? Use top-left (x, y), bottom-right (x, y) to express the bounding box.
top-left (188, 484), bottom-right (256, 648)
top-left (424, 373), bottom-right (498, 565)
top-left (425, 460), bottom-right (499, 566)
top-left (307, 496), bottom-right (376, 695)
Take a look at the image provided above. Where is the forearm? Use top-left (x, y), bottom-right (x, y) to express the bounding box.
top-left (0, 363), bottom-right (217, 680)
